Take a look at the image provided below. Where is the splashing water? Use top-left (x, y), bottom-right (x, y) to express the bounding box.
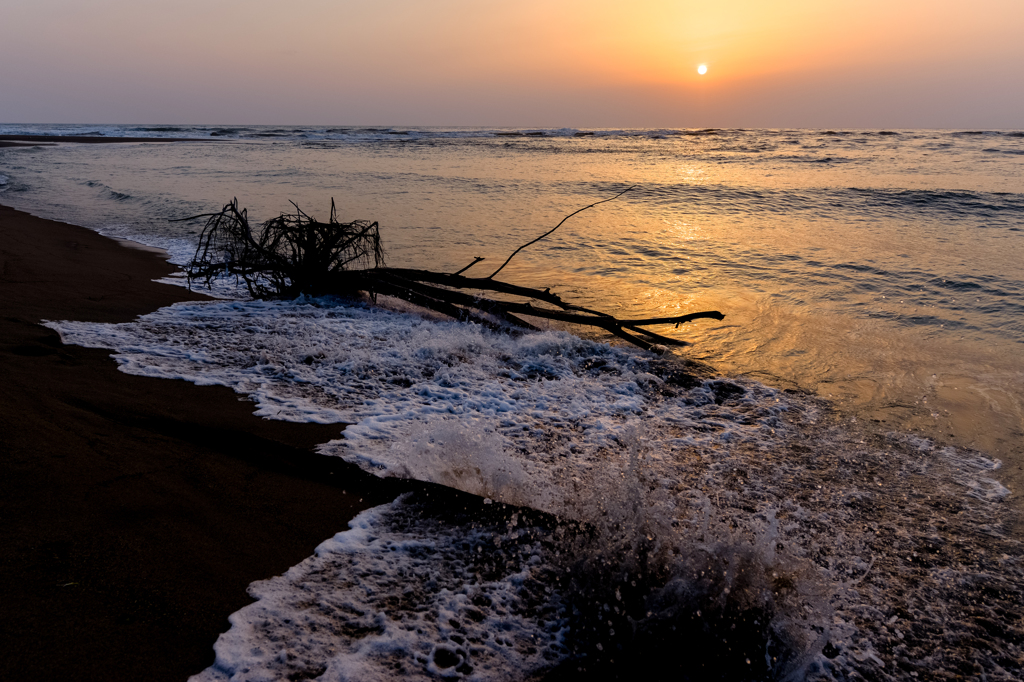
top-left (48, 297), bottom-right (1023, 680)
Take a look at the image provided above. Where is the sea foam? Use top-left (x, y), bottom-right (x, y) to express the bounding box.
top-left (49, 297), bottom-right (1024, 680)
top-left (47, 296), bottom-right (790, 513)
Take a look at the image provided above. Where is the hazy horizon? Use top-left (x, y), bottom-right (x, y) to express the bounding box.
top-left (3, 124), bottom-right (1024, 131)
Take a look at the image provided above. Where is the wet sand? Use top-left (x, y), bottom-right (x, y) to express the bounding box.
top-left (0, 204), bottom-right (410, 681)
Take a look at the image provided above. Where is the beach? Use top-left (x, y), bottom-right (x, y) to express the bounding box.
top-left (3, 127), bottom-right (1023, 680)
top-left (0, 204), bottom-right (408, 681)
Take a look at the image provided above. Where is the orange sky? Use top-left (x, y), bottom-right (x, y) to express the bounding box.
top-left (2, 0), bottom-right (1022, 127)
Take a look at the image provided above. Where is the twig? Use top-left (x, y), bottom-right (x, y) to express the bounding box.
top-left (452, 257), bottom-right (485, 276)
top-left (486, 185), bottom-right (635, 279)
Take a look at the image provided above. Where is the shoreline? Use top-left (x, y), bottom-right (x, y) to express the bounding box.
top-left (1, 134), bottom-right (217, 146)
top-left (0, 204), bottom-right (410, 681)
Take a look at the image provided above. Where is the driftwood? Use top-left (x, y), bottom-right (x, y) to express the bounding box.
top-left (181, 194), bottom-right (724, 351)
top-left (183, 199), bottom-right (384, 298)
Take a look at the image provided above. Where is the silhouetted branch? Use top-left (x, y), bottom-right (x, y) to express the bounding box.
top-left (484, 185), bottom-right (635, 279)
top-left (452, 256), bottom-right (485, 276)
top-left (181, 194), bottom-right (724, 351)
top-left (182, 198), bottom-right (383, 298)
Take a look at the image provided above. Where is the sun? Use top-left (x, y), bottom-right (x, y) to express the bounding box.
top-left (697, 64), bottom-right (708, 75)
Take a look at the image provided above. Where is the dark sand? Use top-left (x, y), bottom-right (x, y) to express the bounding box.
top-left (0, 204), bottom-right (410, 681)
top-left (0, 141), bottom-right (56, 148)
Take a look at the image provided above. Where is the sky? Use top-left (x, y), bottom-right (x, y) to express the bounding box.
top-left (2, 0), bottom-right (1022, 128)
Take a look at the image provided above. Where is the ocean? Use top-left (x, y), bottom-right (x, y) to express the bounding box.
top-left (2, 124), bottom-right (1022, 680)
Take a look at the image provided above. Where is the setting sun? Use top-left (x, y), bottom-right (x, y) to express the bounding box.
top-left (697, 64), bottom-right (708, 75)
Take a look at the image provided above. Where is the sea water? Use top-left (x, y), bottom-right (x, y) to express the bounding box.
top-left (3, 125), bottom-right (1023, 679)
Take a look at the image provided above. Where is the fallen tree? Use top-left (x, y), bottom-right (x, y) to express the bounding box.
top-left (181, 191), bottom-right (724, 351)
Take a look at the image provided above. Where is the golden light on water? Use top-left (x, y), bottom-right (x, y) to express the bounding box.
top-left (697, 64), bottom-right (708, 75)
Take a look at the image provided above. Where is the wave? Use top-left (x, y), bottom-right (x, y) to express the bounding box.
top-left (83, 180), bottom-right (135, 203)
top-left (46, 297), bottom-right (1022, 680)
top-left (182, 423), bottom-right (1024, 681)
top-left (3, 125), bottom-right (1024, 147)
top-left (603, 182), bottom-right (1024, 226)
top-left (984, 147), bottom-right (1024, 155)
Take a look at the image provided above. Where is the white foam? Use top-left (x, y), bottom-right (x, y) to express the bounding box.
top-left (190, 495), bottom-right (569, 682)
top-left (48, 298), bottom-right (1024, 680)
top-left (46, 297), bottom-right (792, 512)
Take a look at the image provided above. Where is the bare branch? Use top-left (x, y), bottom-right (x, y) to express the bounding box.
top-left (486, 186), bottom-right (635, 279)
top-left (179, 196), bottom-right (725, 351)
top-left (452, 256), bottom-right (485, 276)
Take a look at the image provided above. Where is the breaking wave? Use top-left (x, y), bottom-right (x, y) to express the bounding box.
top-left (47, 297), bottom-right (1023, 681)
